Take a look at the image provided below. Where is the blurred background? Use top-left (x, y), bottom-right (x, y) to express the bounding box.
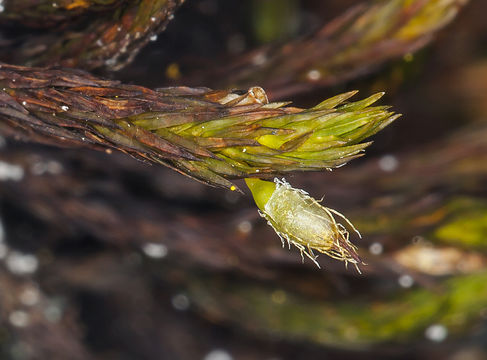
top-left (1, 0), bottom-right (487, 359)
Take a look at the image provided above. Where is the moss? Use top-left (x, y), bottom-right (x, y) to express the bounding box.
top-left (434, 199), bottom-right (487, 249)
top-left (188, 271), bottom-right (487, 348)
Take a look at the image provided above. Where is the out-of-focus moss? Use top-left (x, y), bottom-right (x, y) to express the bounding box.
top-left (188, 271), bottom-right (487, 348)
top-left (349, 197), bottom-right (487, 252)
top-left (251, 0), bottom-right (300, 44)
top-left (435, 211), bottom-right (487, 249)
top-left (426, 198), bottom-right (487, 249)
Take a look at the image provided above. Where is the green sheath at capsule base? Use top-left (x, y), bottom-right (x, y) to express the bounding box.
top-left (245, 177), bottom-right (363, 271)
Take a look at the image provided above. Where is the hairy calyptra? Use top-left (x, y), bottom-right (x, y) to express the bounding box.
top-left (245, 178), bottom-right (363, 271)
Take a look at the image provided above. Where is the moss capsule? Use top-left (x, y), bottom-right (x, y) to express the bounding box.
top-left (245, 177), bottom-right (363, 271)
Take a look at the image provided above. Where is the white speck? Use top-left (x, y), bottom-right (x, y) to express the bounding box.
top-left (44, 303), bottom-right (62, 323)
top-left (47, 161), bottom-right (63, 174)
top-left (31, 160), bottom-right (63, 176)
top-left (425, 324), bottom-right (448, 342)
top-left (20, 287), bottom-right (40, 306)
top-left (96, 39), bottom-right (103, 46)
top-left (378, 154), bottom-right (399, 172)
top-left (6, 252), bottom-right (38, 275)
top-left (171, 294), bottom-right (190, 311)
top-left (12, 79), bottom-right (15, 82)
top-left (135, 31), bottom-right (141, 39)
top-left (255, 169), bottom-right (260, 173)
top-left (0, 161), bottom-right (24, 181)
top-left (252, 53), bottom-right (267, 66)
top-left (31, 161), bottom-right (47, 175)
top-left (142, 243), bottom-right (168, 258)
top-left (398, 274), bottom-right (414, 288)
top-left (149, 35), bottom-right (158, 42)
top-left (105, 58), bottom-right (117, 66)
top-left (150, 16), bottom-right (157, 22)
top-left (117, 26), bottom-right (122, 31)
top-left (237, 221), bottom-right (252, 234)
top-left (61, 105), bottom-right (69, 111)
top-left (22, 101), bottom-right (27, 106)
top-left (203, 349), bottom-right (233, 360)
top-left (52, 2), bottom-right (58, 7)
top-left (9, 310), bottom-right (30, 327)
top-left (168, 14), bottom-right (174, 20)
top-left (242, 148), bottom-right (247, 153)
top-left (307, 69), bottom-right (321, 81)
top-left (369, 242), bottom-right (383, 255)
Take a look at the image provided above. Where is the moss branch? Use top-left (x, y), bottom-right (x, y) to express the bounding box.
top-left (0, 0), bottom-right (184, 71)
top-left (0, 62), bottom-right (399, 191)
top-left (179, 0), bottom-right (468, 98)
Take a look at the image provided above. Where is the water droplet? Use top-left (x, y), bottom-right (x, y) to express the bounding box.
top-left (237, 221), bottom-right (252, 234)
top-left (398, 274), bottom-right (414, 288)
top-left (369, 242), bottom-right (383, 255)
top-left (142, 243), bottom-right (168, 258)
top-left (252, 53), bottom-right (267, 66)
top-left (171, 294), bottom-right (190, 311)
top-left (20, 287), bottom-right (40, 306)
top-left (0, 161), bottom-right (24, 181)
top-left (425, 324), bottom-right (448, 342)
top-left (307, 69), bottom-right (321, 81)
top-left (9, 311), bottom-right (30, 327)
top-left (44, 303), bottom-right (63, 323)
top-left (6, 252), bottom-right (38, 275)
top-left (378, 154), bottom-right (399, 172)
top-left (203, 349), bottom-right (233, 360)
